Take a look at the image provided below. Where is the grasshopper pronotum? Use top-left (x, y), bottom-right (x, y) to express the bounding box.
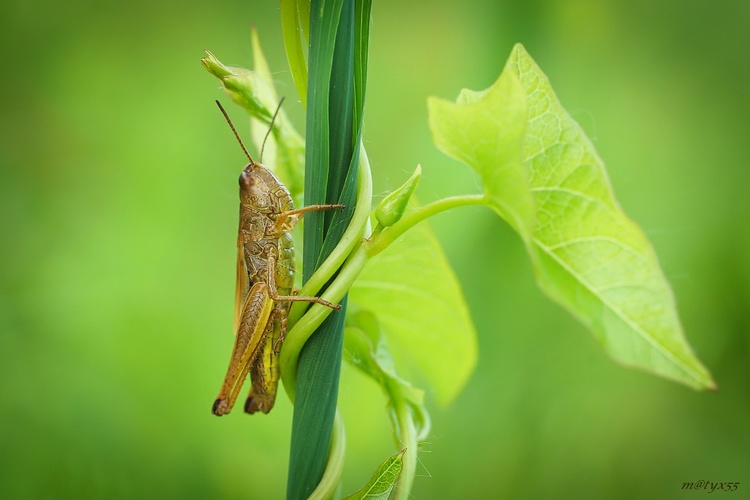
top-left (212, 100), bottom-right (343, 416)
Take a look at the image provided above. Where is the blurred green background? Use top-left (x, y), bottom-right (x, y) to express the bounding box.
top-left (2, 0), bottom-right (749, 498)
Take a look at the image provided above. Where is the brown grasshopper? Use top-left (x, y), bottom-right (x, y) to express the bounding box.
top-left (212, 100), bottom-right (342, 416)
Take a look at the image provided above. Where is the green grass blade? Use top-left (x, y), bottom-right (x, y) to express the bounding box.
top-left (288, 299), bottom-right (347, 500)
top-left (281, 0), bottom-right (308, 105)
top-left (289, 2), bottom-right (343, 497)
top-left (289, 0), bottom-right (369, 498)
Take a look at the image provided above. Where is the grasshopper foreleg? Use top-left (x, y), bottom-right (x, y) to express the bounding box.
top-left (271, 203), bottom-right (345, 233)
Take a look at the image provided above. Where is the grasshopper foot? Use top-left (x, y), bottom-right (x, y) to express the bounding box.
top-left (212, 398), bottom-right (229, 416)
top-left (245, 394), bottom-right (274, 414)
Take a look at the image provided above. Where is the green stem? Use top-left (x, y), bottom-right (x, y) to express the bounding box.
top-left (390, 390), bottom-right (417, 500)
top-left (308, 409), bottom-right (346, 500)
top-left (369, 194), bottom-right (486, 256)
top-left (288, 145), bottom-right (373, 327)
top-left (281, 190), bottom-right (487, 400)
top-left (281, 240), bottom-right (368, 400)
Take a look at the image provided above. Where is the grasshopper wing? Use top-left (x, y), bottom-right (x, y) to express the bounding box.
top-left (234, 235), bottom-right (251, 335)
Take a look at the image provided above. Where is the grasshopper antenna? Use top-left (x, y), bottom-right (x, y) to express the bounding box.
top-left (259, 97), bottom-right (286, 163)
top-left (216, 100), bottom-right (254, 164)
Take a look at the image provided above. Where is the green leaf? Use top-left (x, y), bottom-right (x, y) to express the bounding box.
top-left (343, 312), bottom-right (430, 441)
top-left (428, 65), bottom-right (533, 243)
top-left (428, 43), bottom-right (715, 390)
top-left (350, 217), bottom-right (478, 406)
top-left (344, 449), bottom-right (405, 500)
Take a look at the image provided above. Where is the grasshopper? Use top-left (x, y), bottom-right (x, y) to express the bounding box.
top-left (212, 100), bottom-right (343, 416)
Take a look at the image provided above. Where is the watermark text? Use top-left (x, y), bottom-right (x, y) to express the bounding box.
top-left (682, 481), bottom-right (740, 493)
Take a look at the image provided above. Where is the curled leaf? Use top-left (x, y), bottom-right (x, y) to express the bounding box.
top-left (344, 449), bottom-right (405, 500)
top-left (344, 311), bottom-right (431, 442)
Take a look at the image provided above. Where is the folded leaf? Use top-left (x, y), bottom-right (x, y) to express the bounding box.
top-left (350, 219), bottom-right (478, 405)
top-left (428, 43), bottom-right (715, 390)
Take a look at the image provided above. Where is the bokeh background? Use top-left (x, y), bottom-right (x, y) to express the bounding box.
top-left (2, 0), bottom-right (749, 498)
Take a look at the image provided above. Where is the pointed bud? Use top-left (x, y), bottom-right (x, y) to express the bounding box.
top-left (375, 164), bottom-right (422, 228)
top-left (201, 50), bottom-right (273, 123)
top-left (201, 49), bottom-right (233, 78)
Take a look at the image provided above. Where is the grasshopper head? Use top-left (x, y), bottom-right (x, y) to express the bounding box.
top-left (239, 162), bottom-right (273, 209)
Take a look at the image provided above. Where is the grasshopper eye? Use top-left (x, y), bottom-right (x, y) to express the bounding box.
top-left (239, 169), bottom-right (255, 187)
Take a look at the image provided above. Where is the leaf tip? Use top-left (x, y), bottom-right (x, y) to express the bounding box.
top-left (701, 374), bottom-right (718, 392)
top-left (510, 42), bottom-right (528, 57)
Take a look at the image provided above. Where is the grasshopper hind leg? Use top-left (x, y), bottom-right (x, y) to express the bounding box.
top-left (212, 283), bottom-right (274, 416)
top-left (244, 307), bottom-right (282, 414)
